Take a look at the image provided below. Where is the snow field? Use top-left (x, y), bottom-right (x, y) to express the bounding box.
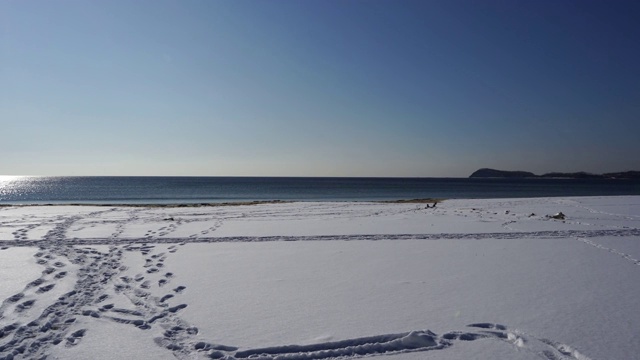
top-left (0, 196), bottom-right (638, 359)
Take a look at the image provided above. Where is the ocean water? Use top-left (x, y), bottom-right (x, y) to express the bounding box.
top-left (0, 176), bottom-right (639, 205)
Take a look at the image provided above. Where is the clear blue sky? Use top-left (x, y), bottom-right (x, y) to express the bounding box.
top-left (2, 0), bottom-right (639, 177)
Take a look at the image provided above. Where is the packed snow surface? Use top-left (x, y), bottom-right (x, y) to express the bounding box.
top-left (0, 196), bottom-right (638, 360)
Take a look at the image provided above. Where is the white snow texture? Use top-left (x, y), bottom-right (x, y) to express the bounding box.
top-left (0, 196), bottom-right (639, 360)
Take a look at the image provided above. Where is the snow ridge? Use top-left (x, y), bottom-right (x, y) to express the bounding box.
top-left (233, 331), bottom-right (444, 359)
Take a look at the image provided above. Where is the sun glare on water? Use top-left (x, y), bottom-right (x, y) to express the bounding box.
top-left (0, 176), bottom-right (31, 200)
top-left (0, 176), bottom-right (27, 183)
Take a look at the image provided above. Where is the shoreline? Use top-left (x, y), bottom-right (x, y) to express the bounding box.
top-left (2, 194), bottom-right (638, 207)
top-left (3, 178), bottom-right (640, 206)
top-left (0, 199), bottom-right (292, 208)
top-left (0, 198), bottom-right (447, 208)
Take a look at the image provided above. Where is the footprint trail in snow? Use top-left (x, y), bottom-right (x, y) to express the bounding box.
top-left (0, 241), bottom-right (595, 360)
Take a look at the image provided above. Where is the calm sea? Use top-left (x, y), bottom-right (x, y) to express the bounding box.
top-left (0, 176), bottom-right (639, 205)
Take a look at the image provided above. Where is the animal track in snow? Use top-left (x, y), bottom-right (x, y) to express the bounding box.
top-left (575, 237), bottom-right (640, 266)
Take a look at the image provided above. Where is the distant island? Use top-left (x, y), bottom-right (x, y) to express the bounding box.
top-left (469, 168), bottom-right (640, 179)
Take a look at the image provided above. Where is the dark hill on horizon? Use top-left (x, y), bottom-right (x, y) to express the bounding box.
top-left (470, 168), bottom-right (640, 179)
top-left (469, 168), bottom-right (536, 178)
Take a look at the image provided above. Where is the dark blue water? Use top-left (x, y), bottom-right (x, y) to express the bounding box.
top-left (0, 176), bottom-right (639, 205)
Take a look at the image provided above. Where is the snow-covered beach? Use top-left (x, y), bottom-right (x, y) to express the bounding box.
top-left (0, 196), bottom-right (638, 360)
